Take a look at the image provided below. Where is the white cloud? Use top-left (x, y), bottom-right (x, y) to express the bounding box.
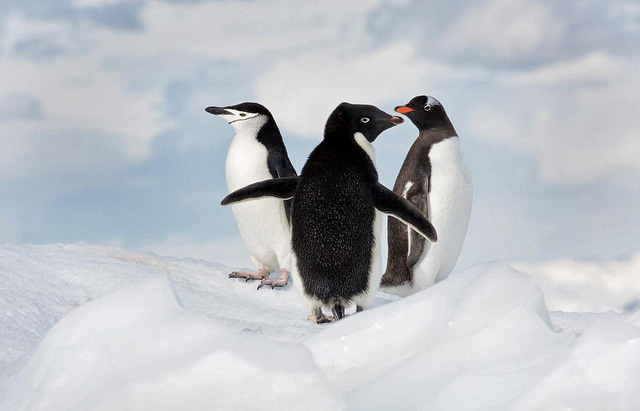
top-left (515, 252), bottom-right (640, 313)
top-left (95, 0), bottom-right (384, 59)
top-left (256, 41), bottom-right (477, 137)
top-left (0, 14), bottom-right (80, 58)
top-left (503, 53), bottom-right (631, 87)
top-left (443, 0), bottom-right (565, 63)
top-left (470, 53), bottom-right (640, 184)
top-left (0, 1), bottom-right (392, 178)
top-left (0, 14), bottom-right (169, 178)
top-left (0, 55), bottom-right (168, 176)
top-left (74, 0), bottom-right (125, 8)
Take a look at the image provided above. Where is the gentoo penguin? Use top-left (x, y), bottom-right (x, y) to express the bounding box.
top-left (205, 102), bottom-right (296, 289)
top-left (381, 95), bottom-right (472, 295)
top-left (221, 103), bottom-right (437, 322)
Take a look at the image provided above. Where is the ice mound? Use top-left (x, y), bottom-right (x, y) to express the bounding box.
top-left (1, 244), bottom-right (639, 410)
top-left (303, 263), bottom-right (640, 410)
top-left (0, 274), bottom-right (342, 411)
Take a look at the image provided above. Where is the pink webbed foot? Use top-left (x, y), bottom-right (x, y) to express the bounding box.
top-left (257, 269), bottom-right (290, 290)
top-left (305, 307), bottom-right (333, 324)
top-left (228, 269), bottom-right (270, 282)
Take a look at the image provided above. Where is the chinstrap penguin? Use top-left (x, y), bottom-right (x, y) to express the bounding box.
top-left (205, 102), bottom-right (296, 289)
top-left (381, 95), bottom-right (472, 295)
top-left (221, 103), bottom-right (437, 322)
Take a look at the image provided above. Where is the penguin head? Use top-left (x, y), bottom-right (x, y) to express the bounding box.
top-left (325, 102), bottom-right (404, 142)
top-left (205, 102), bottom-right (272, 132)
top-left (395, 95), bottom-right (451, 130)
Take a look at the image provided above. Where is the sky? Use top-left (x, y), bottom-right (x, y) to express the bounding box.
top-left (1, 0), bottom-right (639, 269)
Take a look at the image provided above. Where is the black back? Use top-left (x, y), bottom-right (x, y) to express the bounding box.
top-left (382, 96), bottom-right (457, 287)
top-left (292, 103), bottom-right (400, 304)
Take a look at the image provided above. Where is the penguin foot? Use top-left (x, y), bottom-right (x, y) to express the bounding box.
top-left (257, 269), bottom-right (290, 290)
top-left (315, 315), bottom-right (333, 324)
top-left (306, 314), bottom-right (334, 324)
top-left (307, 307), bottom-right (333, 324)
top-left (228, 269), bottom-right (270, 282)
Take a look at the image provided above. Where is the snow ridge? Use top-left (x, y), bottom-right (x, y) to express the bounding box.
top-left (1, 244), bottom-right (639, 410)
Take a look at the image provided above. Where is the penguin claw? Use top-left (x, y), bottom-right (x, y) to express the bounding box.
top-left (256, 278), bottom-right (288, 290)
top-left (316, 316), bottom-right (333, 324)
top-left (227, 269), bottom-right (270, 282)
top-left (256, 269), bottom-right (290, 290)
top-left (306, 314), bottom-right (333, 324)
top-left (310, 307), bottom-right (334, 324)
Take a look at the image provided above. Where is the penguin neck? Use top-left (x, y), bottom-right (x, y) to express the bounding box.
top-left (353, 132), bottom-right (376, 167)
top-left (253, 117), bottom-right (288, 153)
top-left (418, 122), bottom-right (457, 146)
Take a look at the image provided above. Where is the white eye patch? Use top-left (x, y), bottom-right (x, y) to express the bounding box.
top-left (426, 96), bottom-right (442, 107)
top-left (223, 109), bottom-right (260, 124)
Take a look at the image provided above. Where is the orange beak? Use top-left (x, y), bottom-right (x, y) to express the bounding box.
top-left (395, 106), bottom-right (415, 114)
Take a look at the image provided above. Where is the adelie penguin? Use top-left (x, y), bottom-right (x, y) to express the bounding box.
top-left (205, 102), bottom-right (296, 289)
top-left (381, 96), bottom-right (472, 296)
top-left (222, 103), bottom-right (437, 322)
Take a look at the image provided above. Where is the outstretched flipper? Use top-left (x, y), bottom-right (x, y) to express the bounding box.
top-left (372, 182), bottom-right (437, 242)
top-left (221, 177), bottom-right (299, 206)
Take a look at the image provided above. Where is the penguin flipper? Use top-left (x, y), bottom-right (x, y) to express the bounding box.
top-left (406, 197), bottom-right (427, 267)
top-left (372, 183), bottom-right (437, 242)
top-left (221, 177), bottom-right (299, 205)
top-left (271, 156), bottom-right (298, 224)
top-left (406, 182), bottom-right (429, 268)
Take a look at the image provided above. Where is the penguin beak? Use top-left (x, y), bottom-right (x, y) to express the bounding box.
top-left (395, 106), bottom-right (415, 114)
top-left (389, 115), bottom-right (404, 125)
top-left (205, 106), bottom-right (232, 116)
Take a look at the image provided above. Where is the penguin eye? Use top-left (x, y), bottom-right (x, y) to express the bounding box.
top-left (424, 104), bottom-right (432, 111)
top-left (361, 117), bottom-right (370, 123)
top-left (239, 113), bottom-right (247, 117)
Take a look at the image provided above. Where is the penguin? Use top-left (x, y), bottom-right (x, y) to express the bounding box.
top-left (205, 102), bottom-right (296, 289)
top-left (221, 103), bottom-right (437, 322)
top-left (381, 95), bottom-right (472, 296)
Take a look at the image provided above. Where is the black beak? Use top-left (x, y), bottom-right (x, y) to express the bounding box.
top-left (205, 106), bottom-right (231, 115)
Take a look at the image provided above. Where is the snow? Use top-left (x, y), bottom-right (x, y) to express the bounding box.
top-left (515, 252), bottom-right (640, 313)
top-left (1, 244), bottom-right (640, 410)
top-left (1, 275), bottom-right (340, 411)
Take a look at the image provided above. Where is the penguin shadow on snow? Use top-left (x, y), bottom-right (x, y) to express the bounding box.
top-left (222, 102), bottom-right (438, 323)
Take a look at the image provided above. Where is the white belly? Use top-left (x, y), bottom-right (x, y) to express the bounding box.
top-left (225, 133), bottom-right (292, 271)
top-left (413, 137), bottom-right (472, 290)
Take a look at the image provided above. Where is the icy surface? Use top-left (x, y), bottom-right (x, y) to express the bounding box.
top-left (515, 252), bottom-right (640, 312)
top-left (1, 244), bottom-right (639, 410)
